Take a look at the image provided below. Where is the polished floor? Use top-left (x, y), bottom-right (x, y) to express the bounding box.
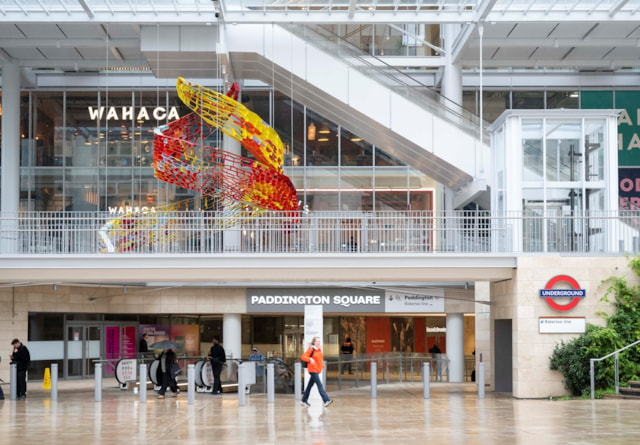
top-left (1, 379), bottom-right (639, 445)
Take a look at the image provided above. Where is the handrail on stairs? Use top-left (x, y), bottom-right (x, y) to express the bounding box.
top-left (590, 339), bottom-right (640, 399)
top-left (282, 23), bottom-right (491, 144)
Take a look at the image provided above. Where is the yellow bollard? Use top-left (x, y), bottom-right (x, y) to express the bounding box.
top-left (43, 367), bottom-right (51, 389)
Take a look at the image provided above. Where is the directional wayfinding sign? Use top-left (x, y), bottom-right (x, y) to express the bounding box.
top-left (539, 275), bottom-right (585, 311)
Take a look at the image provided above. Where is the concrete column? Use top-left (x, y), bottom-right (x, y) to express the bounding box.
top-left (440, 23), bottom-right (463, 115)
top-left (445, 313), bottom-right (464, 382)
top-left (223, 135), bottom-right (242, 252)
top-left (304, 305), bottom-right (323, 401)
top-left (475, 280), bottom-right (492, 388)
top-left (223, 313), bottom-right (242, 360)
top-left (1, 62), bottom-right (21, 254)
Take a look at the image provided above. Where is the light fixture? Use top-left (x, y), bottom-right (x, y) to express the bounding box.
top-left (307, 122), bottom-right (316, 141)
top-left (318, 123), bottom-right (330, 134)
top-left (350, 137), bottom-right (363, 142)
top-left (317, 137), bottom-right (329, 142)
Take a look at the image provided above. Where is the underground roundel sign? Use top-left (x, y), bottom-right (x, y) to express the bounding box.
top-left (539, 275), bottom-right (585, 311)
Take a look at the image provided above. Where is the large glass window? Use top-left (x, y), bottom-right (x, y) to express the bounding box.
top-left (584, 119), bottom-right (606, 183)
top-left (16, 87), bottom-right (438, 216)
top-left (522, 119), bottom-right (543, 182)
top-left (545, 119), bottom-right (581, 182)
top-left (547, 91), bottom-right (579, 109)
top-left (513, 91), bottom-right (544, 109)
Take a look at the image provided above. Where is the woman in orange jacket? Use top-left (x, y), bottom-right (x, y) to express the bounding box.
top-left (300, 336), bottom-right (333, 407)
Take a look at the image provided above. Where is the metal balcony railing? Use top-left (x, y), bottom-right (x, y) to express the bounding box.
top-left (1, 210), bottom-right (639, 256)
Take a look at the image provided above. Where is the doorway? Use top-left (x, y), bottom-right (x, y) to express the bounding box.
top-left (64, 321), bottom-right (139, 378)
top-left (65, 323), bottom-right (102, 378)
top-left (494, 319), bottom-right (513, 392)
top-left (282, 316), bottom-right (304, 363)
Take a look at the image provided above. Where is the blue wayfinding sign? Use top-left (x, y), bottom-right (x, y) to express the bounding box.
top-left (539, 289), bottom-right (586, 297)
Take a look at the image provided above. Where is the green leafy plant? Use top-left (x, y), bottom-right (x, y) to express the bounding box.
top-left (549, 256), bottom-right (640, 397)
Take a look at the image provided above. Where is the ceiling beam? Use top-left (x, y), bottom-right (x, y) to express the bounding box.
top-left (476, 37), bottom-right (639, 47)
top-left (449, 0), bottom-right (497, 63)
top-left (348, 0), bottom-right (357, 19)
top-left (609, 0), bottom-right (630, 17)
top-left (77, 0), bottom-right (95, 19)
top-left (0, 38), bottom-right (139, 48)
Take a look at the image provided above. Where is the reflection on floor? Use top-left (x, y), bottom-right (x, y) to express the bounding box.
top-left (2, 380), bottom-right (639, 444)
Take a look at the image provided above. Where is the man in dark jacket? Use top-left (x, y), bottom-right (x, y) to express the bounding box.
top-left (139, 333), bottom-right (149, 358)
top-left (208, 336), bottom-right (226, 394)
top-left (10, 339), bottom-right (30, 399)
top-left (340, 337), bottom-right (354, 374)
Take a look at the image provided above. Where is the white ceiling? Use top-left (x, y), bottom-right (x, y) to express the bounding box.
top-left (0, 0), bottom-right (639, 76)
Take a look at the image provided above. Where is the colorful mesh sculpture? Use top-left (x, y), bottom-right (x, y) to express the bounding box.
top-left (99, 79), bottom-right (299, 253)
top-left (176, 77), bottom-right (284, 173)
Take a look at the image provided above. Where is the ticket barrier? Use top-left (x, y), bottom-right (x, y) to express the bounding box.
top-left (194, 359), bottom-right (214, 393)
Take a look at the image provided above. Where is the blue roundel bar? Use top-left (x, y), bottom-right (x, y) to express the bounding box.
top-left (539, 289), bottom-right (585, 297)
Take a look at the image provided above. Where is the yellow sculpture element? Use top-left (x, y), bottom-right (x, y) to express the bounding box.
top-left (176, 77), bottom-right (284, 172)
top-left (97, 198), bottom-right (267, 253)
top-left (98, 79), bottom-right (298, 253)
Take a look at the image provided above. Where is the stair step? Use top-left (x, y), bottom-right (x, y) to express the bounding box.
top-left (619, 386), bottom-right (640, 396)
top-left (628, 381), bottom-right (640, 389)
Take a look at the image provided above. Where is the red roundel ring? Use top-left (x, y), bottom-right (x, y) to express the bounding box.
top-left (542, 275), bottom-right (583, 311)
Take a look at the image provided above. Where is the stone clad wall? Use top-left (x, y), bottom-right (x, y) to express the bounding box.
top-left (509, 256), bottom-right (636, 398)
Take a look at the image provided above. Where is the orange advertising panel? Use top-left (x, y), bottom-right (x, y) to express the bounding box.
top-left (171, 324), bottom-right (200, 356)
top-left (366, 317), bottom-right (390, 353)
top-left (414, 318), bottom-right (425, 353)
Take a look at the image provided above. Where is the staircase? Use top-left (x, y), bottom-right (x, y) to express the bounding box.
top-left (619, 381), bottom-right (640, 398)
top-left (224, 24), bottom-right (490, 195)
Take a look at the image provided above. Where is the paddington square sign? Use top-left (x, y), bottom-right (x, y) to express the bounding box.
top-left (247, 287), bottom-right (446, 313)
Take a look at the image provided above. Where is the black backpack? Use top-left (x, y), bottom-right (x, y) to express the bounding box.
top-left (301, 348), bottom-right (314, 368)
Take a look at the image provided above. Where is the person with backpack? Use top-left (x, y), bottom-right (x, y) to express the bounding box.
top-left (300, 336), bottom-right (333, 408)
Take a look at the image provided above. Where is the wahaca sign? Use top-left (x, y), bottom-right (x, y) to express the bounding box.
top-left (87, 106), bottom-right (180, 121)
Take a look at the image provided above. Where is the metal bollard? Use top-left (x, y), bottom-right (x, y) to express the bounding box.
top-left (478, 362), bottom-right (485, 399)
top-left (322, 361), bottom-right (327, 387)
top-left (423, 362), bottom-right (430, 399)
top-left (294, 362), bottom-right (302, 400)
top-left (238, 362), bottom-right (246, 406)
top-left (50, 363), bottom-right (59, 401)
top-left (10, 363), bottom-right (17, 400)
top-left (370, 361), bottom-right (377, 398)
top-left (94, 363), bottom-right (101, 402)
top-left (267, 363), bottom-right (275, 403)
top-left (140, 363), bottom-right (147, 403)
top-left (187, 363), bottom-right (195, 406)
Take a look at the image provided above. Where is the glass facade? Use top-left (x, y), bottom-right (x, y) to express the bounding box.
top-left (0, 83), bottom-right (611, 216)
top-left (519, 116), bottom-right (609, 252)
top-left (26, 312), bottom-right (472, 381)
top-left (13, 87), bottom-right (433, 215)
top-left (17, 89), bottom-right (192, 212)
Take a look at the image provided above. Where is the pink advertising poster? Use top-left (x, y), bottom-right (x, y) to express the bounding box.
top-left (122, 326), bottom-right (137, 359)
top-left (105, 326), bottom-right (120, 374)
